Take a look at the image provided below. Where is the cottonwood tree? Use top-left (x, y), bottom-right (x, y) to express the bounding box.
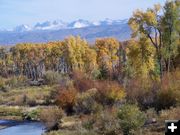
top-left (161, 0), bottom-right (180, 72)
top-left (64, 36), bottom-right (97, 73)
top-left (129, 4), bottom-right (164, 78)
top-left (95, 38), bottom-right (119, 79)
top-left (127, 37), bottom-right (155, 78)
top-left (129, 0), bottom-right (180, 79)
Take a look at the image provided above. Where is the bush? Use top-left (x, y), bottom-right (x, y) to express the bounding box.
top-left (161, 70), bottom-right (180, 91)
top-left (56, 86), bottom-right (78, 114)
top-left (126, 78), bottom-right (159, 109)
top-left (95, 81), bottom-right (126, 105)
top-left (117, 104), bottom-right (146, 135)
top-left (22, 109), bottom-right (40, 120)
top-left (154, 71), bottom-right (180, 110)
top-left (44, 71), bottom-right (64, 85)
top-left (72, 70), bottom-right (95, 92)
top-left (82, 108), bottom-right (122, 135)
top-left (82, 116), bottom-right (96, 131)
top-left (126, 72), bottom-right (180, 110)
top-left (74, 78), bottom-right (95, 92)
top-left (74, 89), bottom-right (102, 114)
top-left (40, 106), bottom-right (64, 131)
top-left (6, 76), bottom-right (27, 88)
top-left (155, 89), bottom-right (178, 111)
top-left (94, 109), bottom-right (122, 135)
top-left (91, 69), bottom-right (101, 80)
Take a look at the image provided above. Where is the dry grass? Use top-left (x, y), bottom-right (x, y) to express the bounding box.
top-left (0, 86), bottom-right (54, 106)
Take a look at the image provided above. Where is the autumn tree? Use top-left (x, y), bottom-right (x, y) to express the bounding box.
top-left (161, 0), bottom-right (180, 72)
top-left (129, 4), bottom-right (164, 78)
top-left (129, 1), bottom-right (180, 79)
top-left (0, 47), bottom-right (13, 77)
top-left (95, 38), bottom-right (120, 79)
top-left (63, 36), bottom-right (97, 73)
top-left (11, 43), bottom-right (46, 80)
top-left (127, 37), bottom-right (155, 78)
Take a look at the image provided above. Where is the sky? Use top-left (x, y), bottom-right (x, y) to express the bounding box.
top-left (0, 0), bottom-right (166, 29)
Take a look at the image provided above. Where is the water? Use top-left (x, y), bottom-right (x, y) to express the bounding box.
top-left (0, 120), bottom-right (45, 135)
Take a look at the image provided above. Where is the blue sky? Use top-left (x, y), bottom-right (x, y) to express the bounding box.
top-left (0, 0), bottom-right (166, 29)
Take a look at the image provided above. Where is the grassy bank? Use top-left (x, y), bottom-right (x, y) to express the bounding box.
top-left (0, 85), bottom-right (55, 106)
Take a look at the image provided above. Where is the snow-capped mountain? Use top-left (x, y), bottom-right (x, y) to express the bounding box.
top-left (34, 20), bottom-right (67, 30)
top-left (0, 18), bottom-right (131, 45)
top-left (99, 18), bottom-right (129, 26)
top-left (13, 25), bottom-right (32, 32)
top-left (67, 19), bottom-right (93, 29)
top-left (5, 19), bottom-right (128, 32)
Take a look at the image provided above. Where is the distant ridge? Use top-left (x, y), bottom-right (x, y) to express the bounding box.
top-left (0, 19), bottom-right (131, 45)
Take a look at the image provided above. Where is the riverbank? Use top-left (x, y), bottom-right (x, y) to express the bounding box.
top-left (0, 105), bottom-right (42, 121)
top-left (0, 85), bottom-right (56, 122)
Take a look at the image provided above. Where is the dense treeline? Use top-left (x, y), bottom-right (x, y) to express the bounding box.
top-left (0, 36), bottom-right (97, 80)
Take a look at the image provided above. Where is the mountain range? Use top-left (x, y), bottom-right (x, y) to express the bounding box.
top-left (0, 19), bottom-right (131, 45)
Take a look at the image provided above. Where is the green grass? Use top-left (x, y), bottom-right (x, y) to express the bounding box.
top-left (0, 106), bottom-right (23, 120)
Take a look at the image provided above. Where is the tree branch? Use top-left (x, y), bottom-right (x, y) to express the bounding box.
top-left (147, 33), bottom-right (158, 49)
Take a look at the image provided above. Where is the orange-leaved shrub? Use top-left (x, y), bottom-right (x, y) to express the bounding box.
top-left (71, 70), bottom-right (95, 92)
top-left (74, 78), bottom-right (95, 92)
top-left (56, 86), bottom-right (78, 114)
top-left (95, 81), bottom-right (126, 105)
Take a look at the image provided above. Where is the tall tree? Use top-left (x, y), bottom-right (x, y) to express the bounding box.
top-left (129, 4), bottom-right (164, 78)
top-left (127, 37), bottom-right (155, 78)
top-left (161, 0), bottom-right (180, 72)
top-left (95, 38), bottom-right (119, 79)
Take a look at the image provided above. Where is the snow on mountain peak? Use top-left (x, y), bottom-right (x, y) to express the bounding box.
top-left (7, 19), bottom-right (128, 32)
top-left (68, 19), bottom-right (92, 28)
top-left (13, 25), bottom-right (32, 32)
top-left (73, 22), bottom-right (87, 28)
top-left (92, 21), bottom-right (101, 26)
top-left (34, 20), bottom-right (67, 30)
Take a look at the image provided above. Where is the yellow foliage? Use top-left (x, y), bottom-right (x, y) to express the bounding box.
top-left (127, 37), bottom-right (155, 77)
top-left (95, 38), bottom-right (120, 72)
